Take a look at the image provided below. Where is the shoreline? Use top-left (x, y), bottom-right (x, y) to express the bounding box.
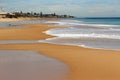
top-left (42, 41), bottom-right (120, 51)
top-left (0, 22), bottom-right (120, 80)
top-left (0, 24), bottom-right (61, 40)
top-left (1, 43), bottom-right (120, 80)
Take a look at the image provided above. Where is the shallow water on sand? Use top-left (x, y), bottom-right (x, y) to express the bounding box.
top-left (0, 50), bottom-right (68, 80)
top-left (44, 19), bottom-right (120, 50)
top-left (0, 40), bottom-right (38, 44)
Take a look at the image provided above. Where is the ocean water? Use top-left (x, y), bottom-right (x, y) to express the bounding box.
top-left (44, 18), bottom-right (120, 50)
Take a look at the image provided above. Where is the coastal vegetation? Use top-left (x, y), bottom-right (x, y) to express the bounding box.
top-left (5, 11), bottom-right (75, 18)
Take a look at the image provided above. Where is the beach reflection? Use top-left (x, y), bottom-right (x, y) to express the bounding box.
top-left (0, 50), bottom-right (68, 80)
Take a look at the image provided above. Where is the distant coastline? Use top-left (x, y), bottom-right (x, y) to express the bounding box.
top-left (0, 11), bottom-right (75, 19)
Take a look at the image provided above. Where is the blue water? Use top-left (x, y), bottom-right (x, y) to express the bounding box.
top-left (44, 18), bottom-right (120, 50)
top-left (71, 18), bottom-right (120, 25)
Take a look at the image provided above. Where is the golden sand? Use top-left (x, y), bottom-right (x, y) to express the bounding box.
top-left (0, 23), bottom-right (120, 80)
top-left (0, 18), bottom-right (59, 22)
top-left (0, 24), bottom-right (57, 40)
top-left (0, 18), bottom-right (44, 22)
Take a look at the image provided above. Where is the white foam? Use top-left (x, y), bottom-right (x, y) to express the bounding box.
top-left (45, 30), bottom-right (120, 40)
top-left (78, 44), bottom-right (120, 51)
top-left (41, 38), bottom-right (120, 51)
top-left (45, 20), bottom-right (120, 28)
top-left (44, 19), bottom-right (120, 50)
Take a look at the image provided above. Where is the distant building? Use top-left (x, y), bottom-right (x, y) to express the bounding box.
top-left (6, 13), bottom-right (17, 18)
top-left (0, 8), bottom-right (7, 18)
top-left (0, 12), bottom-right (7, 18)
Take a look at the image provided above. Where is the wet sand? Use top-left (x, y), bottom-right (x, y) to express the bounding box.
top-left (0, 40), bottom-right (37, 44)
top-left (0, 50), bottom-right (68, 80)
top-left (0, 23), bottom-right (120, 80)
top-left (0, 43), bottom-right (120, 80)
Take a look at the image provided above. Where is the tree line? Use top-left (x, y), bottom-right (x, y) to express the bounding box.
top-left (6, 11), bottom-right (75, 18)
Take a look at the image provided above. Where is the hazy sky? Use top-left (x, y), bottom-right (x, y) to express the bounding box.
top-left (0, 0), bottom-right (120, 17)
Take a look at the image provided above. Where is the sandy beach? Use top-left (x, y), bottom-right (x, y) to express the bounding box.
top-left (1, 43), bottom-right (120, 80)
top-left (0, 24), bottom-right (58, 40)
top-left (0, 18), bottom-right (45, 22)
top-left (0, 18), bottom-right (59, 22)
top-left (0, 21), bottom-right (120, 80)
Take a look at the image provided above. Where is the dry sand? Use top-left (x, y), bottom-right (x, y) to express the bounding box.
top-left (0, 18), bottom-right (59, 22)
top-left (0, 18), bottom-right (42, 22)
top-left (0, 24), bottom-right (60, 40)
top-left (0, 23), bottom-right (120, 80)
